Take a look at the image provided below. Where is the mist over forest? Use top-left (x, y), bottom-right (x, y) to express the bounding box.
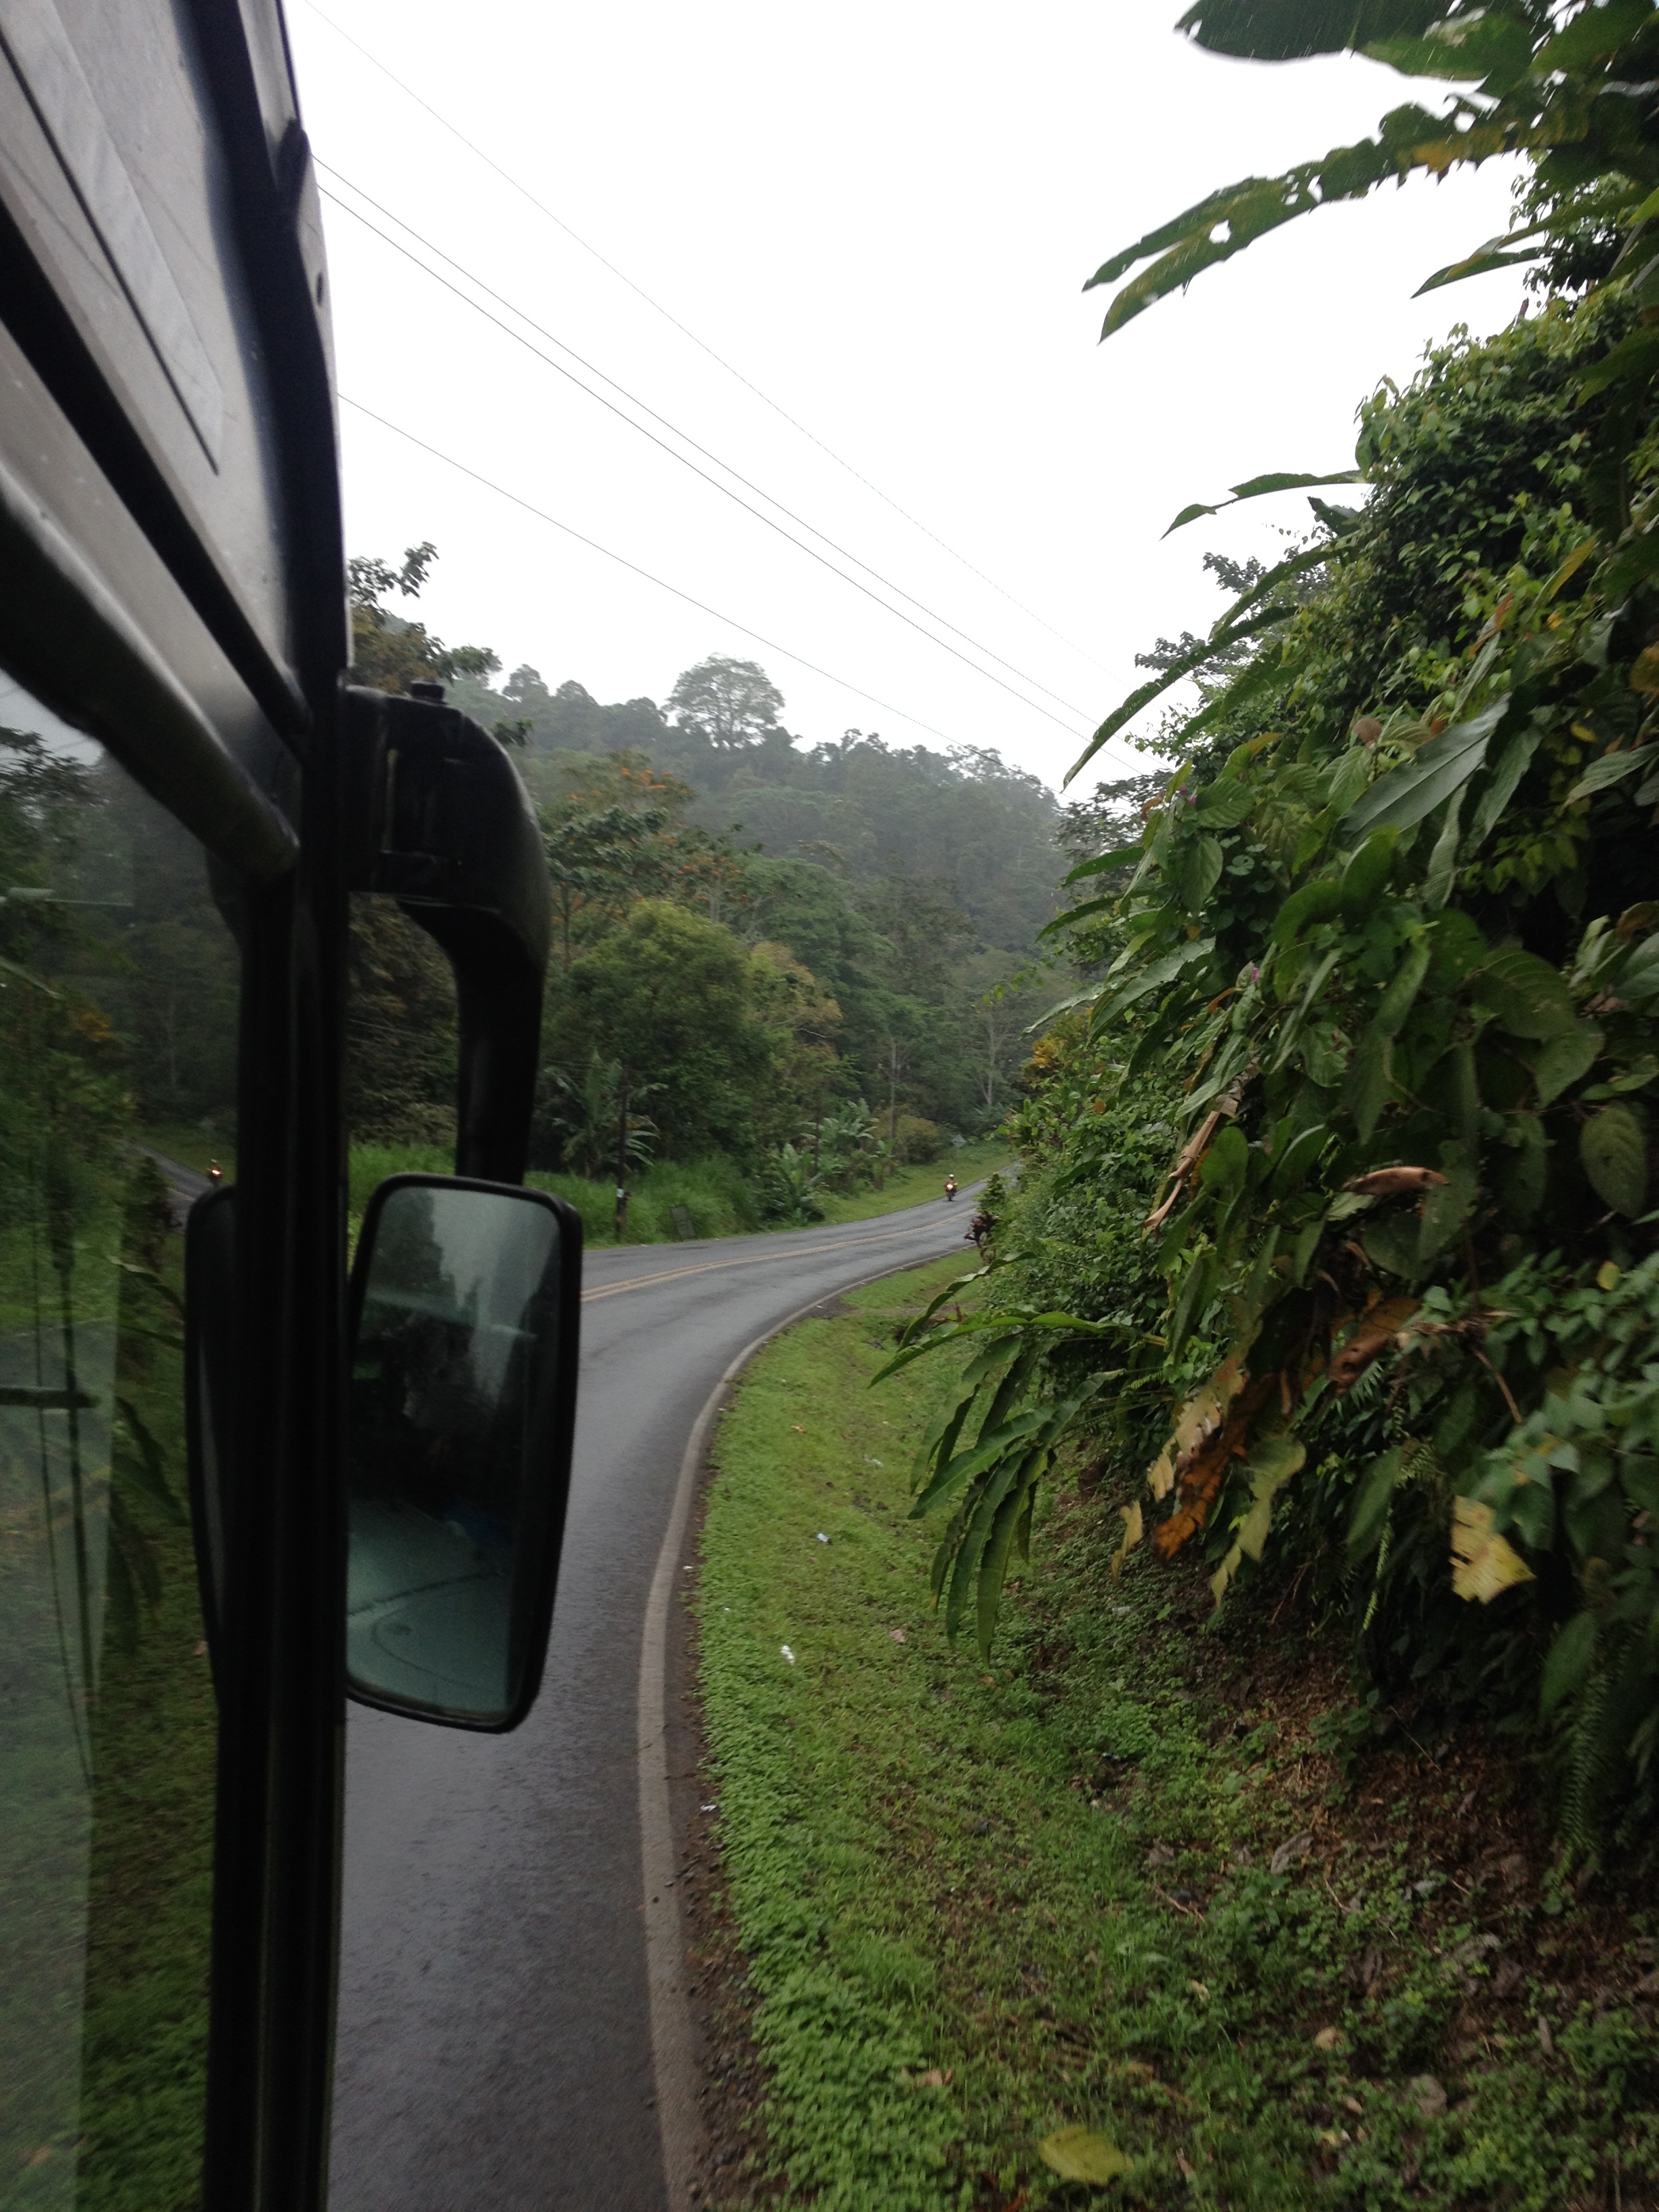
top-left (347, 544), bottom-right (1071, 1200)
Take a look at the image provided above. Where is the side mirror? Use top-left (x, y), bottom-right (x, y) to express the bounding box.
top-left (346, 1176), bottom-right (581, 1731)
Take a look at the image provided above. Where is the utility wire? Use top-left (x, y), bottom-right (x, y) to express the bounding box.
top-left (295, 0), bottom-right (1110, 673)
top-left (320, 163), bottom-right (1091, 726)
top-left (338, 394), bottom-right (972, 748)
top-left (321, 185), bottom-right (1088, 739)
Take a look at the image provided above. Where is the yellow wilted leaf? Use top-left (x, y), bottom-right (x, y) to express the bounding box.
top-left (1038, 2127), bottom-right (1132, 2183)
top-left (1111, 1500), bottom-right (1143, 1581)
top-left (1146, 1354), bottom-right (1246, 1500)
top-left (1631, 646), bottom-right (1659, 694)
top-left (1450, 1496), bottom-right (1535, 1604)
top-left (1236, 1437), bottom-right (1307, 1563)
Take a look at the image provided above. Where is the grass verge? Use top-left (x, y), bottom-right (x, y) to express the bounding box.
top-left (815, 1142), bottom-right (1009, 1225)
top-left (346, 1143), bottom-right (1008, 1246)
top-left (695, 1261), bottom-right (1659, 2211)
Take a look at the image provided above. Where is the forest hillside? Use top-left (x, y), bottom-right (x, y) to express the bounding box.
top-left (345, 553), bottom-right (1064, 1210)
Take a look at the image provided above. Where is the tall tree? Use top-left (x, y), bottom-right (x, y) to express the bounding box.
top-left (347, 542), bottom-right (502, 702)
top-left (665, 657), bottom-right (785, 750)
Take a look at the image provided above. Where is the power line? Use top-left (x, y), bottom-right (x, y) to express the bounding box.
top-left (321, 163), bottom-right (1091, 725)
top-left (295, 0), bottom-right (1111, 674)
top-left (319, 180), bottom-right (1088, 739)
top-left (338, 394), bottom-right (975, 749)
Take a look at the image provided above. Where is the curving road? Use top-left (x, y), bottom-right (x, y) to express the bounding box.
top-left (327, 1187), bottom-right (983, 2212)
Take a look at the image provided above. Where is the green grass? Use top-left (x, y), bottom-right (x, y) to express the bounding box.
top-left (815, 1141), bottom-right (1009, 1225)
top-left (347, 1143), bottom-right (760, 1246)
top-left (346, 1141), bottom-right (1007, 1248)
top-left (697, 1261), bottom-right (1659, 2211)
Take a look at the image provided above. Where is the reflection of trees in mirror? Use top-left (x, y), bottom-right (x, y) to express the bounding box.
top-left (1, 724), bottom-right (226, 2205)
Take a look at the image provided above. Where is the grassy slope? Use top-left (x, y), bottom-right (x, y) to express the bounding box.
top-left (815, 1141), bottom-right (1008, 1225)
top-left (347, 1141), bottom-right (1010, 1246)
top-left (697, 1261), bottom-right (1659, 2212)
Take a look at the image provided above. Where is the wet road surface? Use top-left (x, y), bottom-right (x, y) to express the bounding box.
top-left (327, 1189), bottom-right (982, 2212)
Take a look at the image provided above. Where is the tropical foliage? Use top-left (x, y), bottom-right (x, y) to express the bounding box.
top-left (347, 553), bottom-right (1059, 1168)
top-left (886, 0), bottom-right (1659, 1848)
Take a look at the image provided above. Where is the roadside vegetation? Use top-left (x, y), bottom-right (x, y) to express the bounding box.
top-left (346, 554), bottom-right (1059, 1214)
top-left (697, 1261), bottom-right (1659, 2210)
top-left (698, 4), bottom-right (1659, 2203)
top-left (346, 1138), bottom-right (1004, 1246)
top-left (883, 1), bottom-right (1659, 1870)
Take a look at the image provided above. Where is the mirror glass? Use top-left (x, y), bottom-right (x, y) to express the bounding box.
top-left (347, 1180), bottom-right (571, 1727)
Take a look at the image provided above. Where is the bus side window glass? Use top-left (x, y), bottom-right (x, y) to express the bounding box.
top-left (0, 668), bottom-right (239, 2209)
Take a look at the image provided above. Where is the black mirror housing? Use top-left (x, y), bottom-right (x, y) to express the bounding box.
top-left (345, 1175), bottom-right (581, 1732)
top-left (341, 686), bottom-right (551, 1185)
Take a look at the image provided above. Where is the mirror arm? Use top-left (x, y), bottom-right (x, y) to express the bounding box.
top-left (341, 685), bottom-right (552, 1183)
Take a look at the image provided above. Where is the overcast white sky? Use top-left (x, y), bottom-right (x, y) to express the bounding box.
top-left (284, 0), bottom-right (1528, 796)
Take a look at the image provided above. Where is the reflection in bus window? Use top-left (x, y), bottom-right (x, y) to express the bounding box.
top-left (0, 674), bottom-right (240, 2209)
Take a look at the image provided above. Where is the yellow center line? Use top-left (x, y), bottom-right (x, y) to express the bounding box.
top-left (578, 1215), bottom-right (958, 1304)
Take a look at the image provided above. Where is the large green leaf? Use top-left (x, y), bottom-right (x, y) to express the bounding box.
top-left (1218, 539), bottom-right (1339, 626)
top-left (1164, 468), bottom-right (1364, 536)
top-left (1338, 827), bottom-right (1398, 918)
top-left (1467, 720), bottom-right (1542, 851)
top-left (1162, 633), bottom-right (1307, 756)
top-left (1177, 0), bottom-right (1446, 62)
top-left (1376, 937), bottom-right (1433, 1037)
top-left (1340, 699), bottom-right (1507, 842)
top-left (1365, 11), bottom-right (1533, 84)
top-left (1535, 0), bottom-right (1654, 74)
top-left (1529, 1022), bottom-right (1602, 1108)
top-left (1065, 607), bottom-right (1292, 785)
top-left (1348, 1447), bottom-right (1404, 1558)
top-left (1089, 167), bottom-right (1326, 338)
top-left (1417, 241), bottom-right (1547, 294)
top-left (1475, 947), bottom-right (1578, 1040)
top-left (1063, 840), bottom-right (1144, 884)
top-left (1577, 325), bottom-right (1659, 403)
top-left (1092, 936), bottom-right (1216, 1031)
top-left (1540, 1608), bottom-right (1599, 1716)
top-left (1194, 777), bottom-right (1256, 827)
top-left (1580, 1103), bottom-right (1647, 1216)
top-left (1271, 878), bottom-right (1341, 946)
top-left (1568, 743), bottom-right (1659, 802)
top-left (1177, 833), bottom-right (1225, 915)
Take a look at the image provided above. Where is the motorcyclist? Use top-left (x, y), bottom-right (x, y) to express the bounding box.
top-left (943, 1173), bottom-right (958, 1201)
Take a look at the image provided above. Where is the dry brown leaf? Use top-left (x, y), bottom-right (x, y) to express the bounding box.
top-left (1144, 1108), bottom-right (1224, 1233)
top-left (1152, 1376), bottom-right (1274, 1559)
top-left (1145, 1355), bottom-right (1247, 1501)
top-left (1328, 1297), bottom-right (1420, 1393)
top-left (1343, 1167), bottom-right (1449, 1200)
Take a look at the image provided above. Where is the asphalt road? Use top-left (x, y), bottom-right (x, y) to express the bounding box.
top-left (327, 1187), bottom-right (983, 2212)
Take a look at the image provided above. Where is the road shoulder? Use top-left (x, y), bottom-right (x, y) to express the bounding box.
top-left (678, 1261), bottom-right (1659, 2211)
